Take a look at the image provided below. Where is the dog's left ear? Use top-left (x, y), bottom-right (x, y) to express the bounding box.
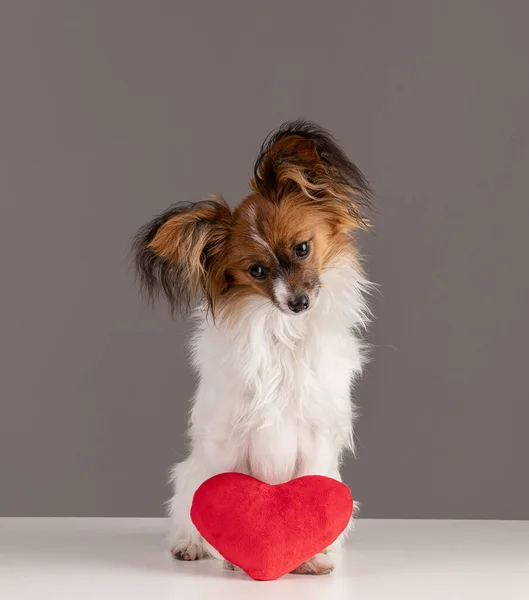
top-left (252, 119), bottom-right (372, 230)
top-left (133, 196), bottom-right (233, 315)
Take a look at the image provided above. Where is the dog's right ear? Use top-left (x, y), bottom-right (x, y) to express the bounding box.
top-left (133, 196), bottom-right (233, 315)
top-left (252, 119), bottom-right (372, 231)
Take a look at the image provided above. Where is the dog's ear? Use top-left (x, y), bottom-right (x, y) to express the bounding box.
top-left (133, 196), bottom-right (233, 315)
top-left (252, 119), bottom-right (372, 230)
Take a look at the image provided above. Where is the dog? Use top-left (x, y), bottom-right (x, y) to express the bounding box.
top-left (133, 120), bottom-right (372, 575)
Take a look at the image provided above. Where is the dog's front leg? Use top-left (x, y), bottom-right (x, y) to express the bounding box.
top-left (293, 431), bottom-right (347, 575)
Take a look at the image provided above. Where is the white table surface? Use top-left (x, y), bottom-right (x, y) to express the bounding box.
top-left (1, 518), bottom-right (528, 600)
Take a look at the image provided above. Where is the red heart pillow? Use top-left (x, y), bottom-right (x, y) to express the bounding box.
top-left (190, 472), bottom-right (352, 580)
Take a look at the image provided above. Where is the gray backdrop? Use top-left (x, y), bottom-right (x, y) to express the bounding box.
top-left (1, 1), bottom-right (528, 519)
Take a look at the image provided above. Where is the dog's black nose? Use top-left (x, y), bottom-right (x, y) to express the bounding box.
top-left (287, 294), bottom-right (309, 313)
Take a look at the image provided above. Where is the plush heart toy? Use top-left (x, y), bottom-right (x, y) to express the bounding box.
top-left (190, 472), bottom-right (353, 581)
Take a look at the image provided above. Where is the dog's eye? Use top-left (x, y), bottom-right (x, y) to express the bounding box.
top-left (294, 241), bottom-right (310, 259)
top-left (248, 264), bottom-right (268, 280)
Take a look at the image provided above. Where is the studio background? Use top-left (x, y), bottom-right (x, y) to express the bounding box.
top-left (1, 1), bottom-right (528, 519)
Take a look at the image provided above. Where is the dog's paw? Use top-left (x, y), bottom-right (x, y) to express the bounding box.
top-left (291, 553), bottom-right (335, 575)
top-left (170, 540), bottom-right (208, 561)
top-left (223, 559), bottom-right (242, 571)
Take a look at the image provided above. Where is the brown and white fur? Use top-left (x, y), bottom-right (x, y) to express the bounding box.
top-left (134, 120), bottom-right (372, 575)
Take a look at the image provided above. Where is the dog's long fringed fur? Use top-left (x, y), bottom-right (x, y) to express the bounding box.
top-left (134, 120), bottom-right (372, 575)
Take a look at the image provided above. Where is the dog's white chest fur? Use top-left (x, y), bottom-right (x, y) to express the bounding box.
top-left (187, 262), bottom-right (368, 485)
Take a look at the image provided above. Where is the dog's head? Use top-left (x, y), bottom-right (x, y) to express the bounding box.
top-left (133, 120), bottom-right (371, 321)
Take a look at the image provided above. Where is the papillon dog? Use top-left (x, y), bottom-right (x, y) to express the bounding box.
top-left (133, 120), bottom-right (372, 575)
